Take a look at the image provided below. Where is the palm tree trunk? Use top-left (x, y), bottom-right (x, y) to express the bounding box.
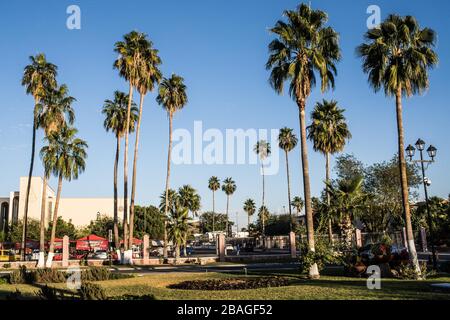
top-left (45, 173), bottom-right (62, 268)
top-left (261, 163), bottom-right (266, 237)
top-left (21, 105), bottom-right (38, 261)
top-left (395, 86), bottom-right (421, 275)
top-left (212, 191), bottom-right (215, 233)
top-left (113, 135), bottom-right (120, 251)
top-left (129, 93), bottom-right (145, 251)
top-left (298, 103), bottom-right (319, 279)
top-left (248, 214), bottom-right (250, 231)
top-left (285, 150), bottom-right (293, 232)
top-left (123, 82), bottom-right (134, 253)
top-left (163, 113), bottom-right (174, 260)
top-left (326, 152), bottom-right (333, 243)
top-left (225, 195), bottom-right (230, 237)
top-left (37, 174), bottom-right (47, 268)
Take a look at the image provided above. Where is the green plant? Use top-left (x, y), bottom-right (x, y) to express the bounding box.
top-left (395, 261), bottom-right (428, 280)
top-left (37, 285), bottom-right (61, 300)
top-left (78, 282), bottom-right (107, 300)
top-left (81, 267), bottom-right (111, 281)
top-left (9, 265), bottom-right (29, 284)
top-left (3, 263), bottom-right (11, 269)
top-left (298, 238), bottom-right (343, 274)
top-left (32, 268), bottom-right (66, 283)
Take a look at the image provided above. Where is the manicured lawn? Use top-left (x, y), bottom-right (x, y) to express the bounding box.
top-left (1, 271), bottom-right (450, 300)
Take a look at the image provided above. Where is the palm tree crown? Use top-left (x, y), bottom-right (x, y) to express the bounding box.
top-left (102, 91), bottom-right (139, 138)
top-left (357, 14), bottom-right (438, 97)
top-left (291, 196), bottom-right (304, 215)
top-left (254, 140), bottom-right (271, 160)
top-left (307, 100), bottom-right (351, 155)
top-left (208, 176), bottom-right (221, 192)
top-left (157, 74), bottom-right (188, 114)
top-left (40, 126), bottom-right (88, 181)
top-left (178, 185), bottom-right (201, 216)
top-left (243, 199), bottom-right (256, 218)
top-left (22, 53), bottom-right (58, 102)
top-left (266, 3), bottom-right (340, 104)
top-left (222, 178), bottom-right (237, 196)
top-left (278, 128), bottom-right (298, 152)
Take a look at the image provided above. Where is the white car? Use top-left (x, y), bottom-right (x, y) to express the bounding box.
top-left (93, 250), bottom-right (108, 260)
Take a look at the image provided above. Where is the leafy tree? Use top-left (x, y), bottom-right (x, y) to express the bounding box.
top-left (267, 3), bottom-right (340, 279)
top-left (413, 197), bottom-right (450, 246)
top-left (7, 219), bottom-right (41, 243)
top-left (81, 215), bottom-right (116, 240)
top-left (102, 91), bottom-right (138, 247)
top-left (357, 14), bottom-right (438, 275)
top-left (199, 212), bottom-right (233, 234)
top-left (157, 74), bottom-right (188, 259)
top-left (133, 206), bottom-right (165, 240)
top-left (334, 154), bottom-right (364, 182)
top-left (46, 217), bottom-right (78, 240)
top-left (278, 128), bottom-right (298, 230)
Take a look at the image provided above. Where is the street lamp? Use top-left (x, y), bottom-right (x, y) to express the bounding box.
top-left (406, 138), bottom-right (438, 270)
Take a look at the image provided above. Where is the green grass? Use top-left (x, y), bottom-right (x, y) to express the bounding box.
top-left (1, 271), bottom-right (449, 300)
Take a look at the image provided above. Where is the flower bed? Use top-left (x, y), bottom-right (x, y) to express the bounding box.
top-left (168, 277), bottom-right (293, 291)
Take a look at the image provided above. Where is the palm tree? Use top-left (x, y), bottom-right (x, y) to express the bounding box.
top-left (128, 39), bottom-right (162, 250)
top-left (178, 185), bottom-right (201, 256)
top-left (167, 202), bottom-right (190, 261)
top-left (222, 178), bottom-right (236, 237)
top-left (291, 196), bottom-right (304, 216)
top-left (326, 176), bottom-right (364, 247)
top-left (114, 31), bottom-right (149, 252)
top-left (243, 199), bottom-right (256, 230)
top-left (40, 126), bottom-right (88, 267)
top-left (278, 128), bottom-right (298, 231)
top-left (258, 206), bottom-right (270, 235)
top-left (208, 177), bottom-right (221, 232)
top-left (357, 14), bottom-right (438, 275)
top-left (21, 53), bottom-right (58, 260)
top-left (307, 100), bottom-right (351, 242)
top-left (157, 74), bottom-right (188, 259)
top-left (266, 3), bottom-right (340, 278)
top-left (36, 84), bottom-right (75, 267)
top-left (102, 91), bottom-right (138, 249)
top-left (253, 140), bottom-right (271, 210)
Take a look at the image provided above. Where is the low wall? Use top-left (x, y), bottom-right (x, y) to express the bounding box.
top-left (225, 254), bottom-right (296, 263)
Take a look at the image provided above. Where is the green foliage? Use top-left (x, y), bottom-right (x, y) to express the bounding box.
top-left (9, 266), bottom-right (30, 284)
top-left (395, 262), bottom-right (428, 280)
top-left (32, 268), bottom-right (66, 283)
top-left (81, 267), bottom-right (112, 282)
top-left (7, 219), bottom-right (40, 242)
top-left (46, 216), bottom-right (78, 239)
top-left (200, 212), bottom-right (232, 233)
top-left (298, 238), bottom-right (343, 274)
top-left (413, 196), bottom-right (450, 246)
top-left (80, 214), bottom-right (116, 239)
top-left (78, 282), bottom-right (107, 300)
top-left (133, 205), bottom-right (165, 239)
top-left (264, 214), bottom-right (297, 236)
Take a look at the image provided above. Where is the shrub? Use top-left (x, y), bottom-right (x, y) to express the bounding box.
top-left (298, 239), bottom-right (343, 274)
top-left (3, 263), bottom-right (11, 269)
top-left (81, 267), bottom-right (111, 281)
top-left (394, 261), bottom-right (428, 280)
top-left (169, 277), bottom-right (292, 291)
top-left (0, 276), bottom-right (8, 284)
top-left (9, 266), bottom-right (29, 284)
top-left (32, 269), bottom-right (66, 284)
top-left (78, 282), bottom-right (107, 300)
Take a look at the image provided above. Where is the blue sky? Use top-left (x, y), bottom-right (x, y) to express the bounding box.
top-left (0, 0), bottom-right (449, 228)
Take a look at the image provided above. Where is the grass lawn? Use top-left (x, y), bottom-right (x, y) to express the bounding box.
top-left (1, 270), bottom-right (450, 300)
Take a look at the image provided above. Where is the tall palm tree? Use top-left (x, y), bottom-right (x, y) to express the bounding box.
top-left (243, 199), bottom-right (256, 230)
top-left (114, 31), bottom-right (149, 252)
top-left (40, 126), bottom-right (88, 267)
top-left (266, 3), bottom-right (340, 278)
top-left (157, 74), bottom-right (188, 259)
top-left (357, 14), bottom-right (438, 275)
top-left (128, 39), bottom-right (162, 250)
top-left (253, 140), bottom-right (271, 209)
top-left (208, 176), bottom-right (221, 232)
top-left (278, 128), bottom-right (298, 231)
top-left (21, 53), bottom-right (58, 260)
top-left (102, 91), bottom-right (138, 249)
top-left (307, 100), bottom-right (351, 242)
top-left (36, 84), bottom-right (75, 267)
top-left (291, 196), bottom-right (304, 216)
top-left (222, 178), bottom-right (236, 237)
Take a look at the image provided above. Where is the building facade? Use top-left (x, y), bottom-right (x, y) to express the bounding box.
top-left (0, 177), bottom-right (125, 233)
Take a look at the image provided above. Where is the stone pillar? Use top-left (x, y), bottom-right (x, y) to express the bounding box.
top-left (420, 227), bottom-right (428, 252)
top-left (62, 235), bottom-right (69, 268)
top-left (355, 229), bottom-right (362, 248)
top-left (217, 234), bottom-right (226, 262)
top-left (289, 232), bottom-right (296, 258)
top-left (143, 235), bottom-right (150, 264)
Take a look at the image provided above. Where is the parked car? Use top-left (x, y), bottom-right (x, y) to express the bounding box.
top-left (93, 250), bottom-right (108, 260)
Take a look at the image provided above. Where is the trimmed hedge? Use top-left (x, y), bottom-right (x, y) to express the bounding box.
top-left (169, 277), bottom-right (292, 291)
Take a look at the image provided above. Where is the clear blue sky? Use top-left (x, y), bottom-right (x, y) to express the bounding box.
top-left (0, 0), bottom-right (449, 228)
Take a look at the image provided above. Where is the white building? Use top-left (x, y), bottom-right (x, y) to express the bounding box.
top-left (0, 177), bottom-right (125, 233)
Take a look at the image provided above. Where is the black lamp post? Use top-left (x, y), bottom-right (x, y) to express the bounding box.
top-left (406, 139), bottom-right (438, 270)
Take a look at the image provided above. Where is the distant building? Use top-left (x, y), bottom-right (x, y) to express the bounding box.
top-left (0, 177), bottom-right (125, 233)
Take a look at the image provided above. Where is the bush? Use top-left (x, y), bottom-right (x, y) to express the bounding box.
top-left (394, 261), bottom-right (428, 280)
top-left (298, 238), bottom-right (343, 274)
top-left (78, 282), bottom-right (107, 300)
top-left (81, 267), bottom-right (111, 281)
top-left (32, 269), bottom-right (66, 284)
top-left (169, 277), bottom-right (292, 291)
top-left (0, 276), bottom-right (8, 284)
top-left (9, 266), bottom-right (29, 284)
top-left (3, 263), bottom-right (11, 269)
